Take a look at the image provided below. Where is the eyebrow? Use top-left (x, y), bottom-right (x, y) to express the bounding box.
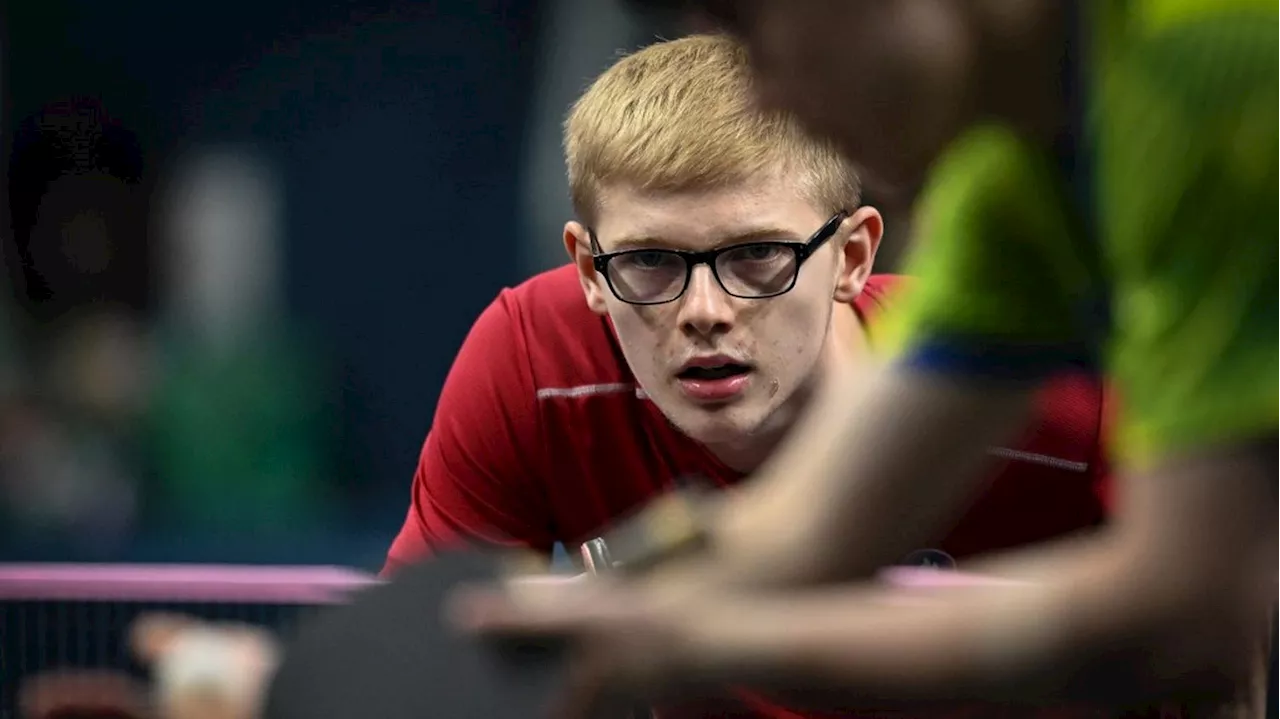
top-left (606, 226), bottom-right (805, 252)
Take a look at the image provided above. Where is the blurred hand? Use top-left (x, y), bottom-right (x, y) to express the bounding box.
top-left (453, 569), bottom-right (740, 719)
top-left (447, 484), bottom-right (880, 718)
top-left (129, 614), bottom-right (279, 719)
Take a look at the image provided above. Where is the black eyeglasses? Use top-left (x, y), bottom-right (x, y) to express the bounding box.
top-left (589, 210), bottom-right (848, 306)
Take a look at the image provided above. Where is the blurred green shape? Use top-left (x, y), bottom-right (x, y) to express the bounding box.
top-left (145, 327), bottom-right (337, 540)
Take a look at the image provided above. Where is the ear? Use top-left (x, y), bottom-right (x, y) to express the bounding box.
top-left (564, 221), bottom-right (610, 315)
top-left (832, 205), bottom-right (884, 303)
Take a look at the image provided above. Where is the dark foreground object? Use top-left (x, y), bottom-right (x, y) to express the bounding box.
top-left (264, 552), bottom-right (565, 719)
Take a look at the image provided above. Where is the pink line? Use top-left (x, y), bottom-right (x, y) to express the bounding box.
top-left (0, 564), bottom-right (1021, 604)
top-left (880, 566), bottom-right (1029, 589)
top-left (0, 564), bottom-right (377, 604)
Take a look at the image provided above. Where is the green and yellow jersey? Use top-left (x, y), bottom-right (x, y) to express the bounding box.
top-left (885, 0), bottom-right (1277, 468)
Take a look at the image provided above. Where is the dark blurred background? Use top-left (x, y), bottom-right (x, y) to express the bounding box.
top-left (0, 0), bottom-right (911, 571)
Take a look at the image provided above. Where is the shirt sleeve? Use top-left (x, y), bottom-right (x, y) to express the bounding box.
top-left (382, 291), bottom-right (555, 576)
top-left (880, 124), bottom-right (1101, 384)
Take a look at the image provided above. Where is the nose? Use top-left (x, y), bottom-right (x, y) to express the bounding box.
top-left (677, 265), bottom-right (735, 338)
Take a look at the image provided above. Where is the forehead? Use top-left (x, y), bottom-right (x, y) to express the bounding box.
top-left (591, 173), bottom-right (828, 251)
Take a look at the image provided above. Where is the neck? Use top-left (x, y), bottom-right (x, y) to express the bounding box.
top-left (708, 302), bottom-right (869, 473)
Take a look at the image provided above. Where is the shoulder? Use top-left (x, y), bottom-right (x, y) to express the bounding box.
top-left (501, 264), bottom-right (591, 314)
top-left (495, 265), bottom-right (634, 390)
top-left (480, 267), bottom-right (687, 541)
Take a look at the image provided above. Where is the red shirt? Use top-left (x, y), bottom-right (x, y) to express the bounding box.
top-left (384, 267), bottom-right (1111, 717)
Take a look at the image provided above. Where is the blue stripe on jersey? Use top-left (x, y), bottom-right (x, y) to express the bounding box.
top-left (900, 336), bottom-right (1096, 384)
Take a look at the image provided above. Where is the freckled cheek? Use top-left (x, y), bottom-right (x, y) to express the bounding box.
top-left (750, 297), bottom-right (828, 374)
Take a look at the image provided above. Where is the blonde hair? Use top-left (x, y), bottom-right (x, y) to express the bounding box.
top-left (565, 34), bottom-right (861, 225)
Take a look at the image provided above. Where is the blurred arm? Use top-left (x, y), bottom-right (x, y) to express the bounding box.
top-left (694, 71), bottom-right (1280, 700)
top-left (691, 440), bottom-right (1276, 704)
top-left (713, 364), bottom-right (1035, 586)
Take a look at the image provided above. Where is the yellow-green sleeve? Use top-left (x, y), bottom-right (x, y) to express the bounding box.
top-left (881, 125), bottom-right (1101, 382)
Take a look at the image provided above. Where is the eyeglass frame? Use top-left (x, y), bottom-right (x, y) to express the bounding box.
top-left (587, 209), bottom-right (850, 306)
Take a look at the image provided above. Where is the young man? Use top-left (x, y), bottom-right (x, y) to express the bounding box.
top-left (462, 0), bottom-right (1277, 714)
top-left (388, 34), bottom-right (1112, 717)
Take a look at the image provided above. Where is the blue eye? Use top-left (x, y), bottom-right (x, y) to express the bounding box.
top-left (633, 251), bottom-right (667, 268)
top-left (729, 244), bottom-right (784, 263)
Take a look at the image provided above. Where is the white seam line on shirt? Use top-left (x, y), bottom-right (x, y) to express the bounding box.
top-left (535, 383), bottom-right (635, 400)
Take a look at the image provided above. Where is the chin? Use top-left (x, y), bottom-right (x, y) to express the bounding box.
top-left (681, 420), bottom-right (754, 448)
top-left (669, 402), bottom-right (775, 448)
